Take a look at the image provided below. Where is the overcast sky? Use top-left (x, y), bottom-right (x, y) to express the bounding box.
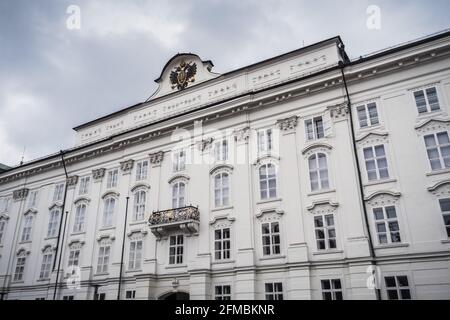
top-left (1, 0), bottom-right (449, 167)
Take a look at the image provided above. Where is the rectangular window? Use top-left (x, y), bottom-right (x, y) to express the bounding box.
top-left (321, 279), bottom-right (343, 300)
top-left (363, 145), bottom-right (389, 181)
top-left (125, 290), bottom-right (136, 300)
top-left (0, 219), bottom-right (6, 244)
top-left (414, 87), bottom-right (440, 114)
top-left (265, 282), bottom-right (283, 300)
top-left (439, 199), bottom-right (450, 238)
top-left (106, 169), bottom-right (119, 189)
top-left (62, 295), bottom-right (74, 300)
top-left (68, 249), bottom-right (80, 268)
top-left (39, 252), bottom-right (53, 280)
top-left (262, 222), bottom-right (281, 256)
top-left (21, 215), bottom-right (33, 242)
top-left (53, 183), bottom-right (65, 202)
top-left (305, 116), bottom-right (324, 141)
top-left (357, 102), bottom-right (379, 128)
top-left (135, 160), bottom-right (149, 181)
top-left (0, 197), bottom-right (12, 213)
top-left (173, 151), bottom-right (186, 172)
top-left (27, 190), bottom-right (39, 209)
top-left (214, 139), bottom-right (229, 162)
top-left (314, 214), bottom-right (337, 250)
top-left (373, 206), bottom-right (401, 244)
top-left (94, 293), bottom-right (106, 300)
top-left (78, 177), bottom-right (90, 195)
top-left (385, 276), bottom-right (411, 300)
top-left (96, 245), bottom-right (110, 274)
top-left (47, 210), bottom-right (60, 238)
top-left (214, 228), bottom-right (231, 260)
top-left (424, 132), bottom-right (450, 171)
top-left (14, 256), bottom-right (26, 281)
top-left (128, 239), bottom-right (143, 270)
top-left (169, 235), bottom-right (184, 265)
top-left (215, 285), bottom-right (231, 300)
top-left (73, 204), bottom-right (86, 233)
top-left (258, 129), bottom-right (273, 153)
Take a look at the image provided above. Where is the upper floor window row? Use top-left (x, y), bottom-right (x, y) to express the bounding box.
top-left (414, 87), bottom-right (440, 114)
top-left (136, 160), bottom-right (149, 181)
top-left (79, 176), bottom-right (90, 195)
top-left (424, 131), bottom-right (450, 171)
top-left (305, 116), bottom-right (324, 141)
top-left (357, 102), bottom-right (379, 128)
top-left (0, 197), bottom-right (12, 213)
top-left (106, 169), bottom-right (119, 189)
top-left (363, 145), bottom-right (389, 181)
top-left (53, 183), bottom-right (65, 202)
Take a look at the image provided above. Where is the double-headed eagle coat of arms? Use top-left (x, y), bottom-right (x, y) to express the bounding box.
top-left (170, 60), bottom-right (197, 91)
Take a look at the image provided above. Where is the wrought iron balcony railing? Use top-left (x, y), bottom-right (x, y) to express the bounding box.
top-left (148, 206), bottom-right (200, 238)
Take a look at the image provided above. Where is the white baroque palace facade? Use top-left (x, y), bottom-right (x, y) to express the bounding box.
top-left (1, 31), bottom-right (450, 300)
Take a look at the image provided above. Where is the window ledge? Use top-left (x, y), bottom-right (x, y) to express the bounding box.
top-left (312, 250), bottom-right (343, 256)
top-left (212, 260), bottom-right (235, 265)
top-left (374, 243), bottom-right (410, 249)
top-left (357, 124), bottom-right (383, 132)
top-left (18, 241), bottom-right (32, 245)
top-left (125, 269), bottom-right (143, 274)
top-left (212, 206), bottom-right (234, 212)
top-left (99, 226), bottom-right (116, 231)
top-left (129, 220), bottom-right (146, 226)
top-left (44, 236), bottom-right (58, 240)
top-left (94, 272), bottom-right (109, 277)
top-left (36, 278), bottom-right (50, 282)
top-left (11, 280), bottom-right (25, 284)
top-left (71, 231), bottom-right (86, 236)
top-left (165, 264), bottom-right (187, 269)
top-left (307, 189), bottom-right (336, 197)
top-left (426, 168), bottom-right (450, 177)
top-left (363, 179), bottom-right (397, 187)
top-left (416, 109), bottom-right (445, 120)
top-left (256, 198), bottom-right (282, 205)
top-left (259, 255), bottom-right (286, 261)
top-left (441, 239), bottom-right (450, 244)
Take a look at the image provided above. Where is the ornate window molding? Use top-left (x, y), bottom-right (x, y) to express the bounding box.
top-left (41, 244), bottom-right (56, 253)
top-left (328, 104), bottom-right (349, 122)
top-left (92, 168), bottom-right (106, 182)
top-left (427, 180), bottom-right (450, 198)
top-left (74, 196), bottom-right (91, 205)
top-left (168, 174), bottom-right (190, 184)
top-left (149, 151), bottom-right (164, 166)
top-left (414, 118), bottom-right (450, 135)
top-left (364, 190), bottom-right (401, 202)
top-left (306, 200), bottom-right (339, 215)
top-left (365, 191), bottom-right (401, 207)
top-left (24, 208), bottom-right (38, 216)
top-left (209, 215), bottom-right (235, 227)
top-left (255, 208), bottom-right (284, 220)
top-left (277, 115), bottom-right (298, 133)
top-left (301, 143), bottom-right (333, 157)
top-left (68, 239), bottom-right (85, 247)
top-left (16, 248), bottom-right (31, 256)
top-left (131, 182), bottom-right (151, 192)
top-left (0, 213), bottom-right (10, 220)
top-left (96, 234), bottom-right (115, 242)
top-left (233, 127), bottom-right (250, 143)
top-left (120, 159), bottom-right (135, 175)
top-left (13, 188), bottom-right (29, 202)
top-left (127, 229), bottom-right (148, 238)
top-left (253, 155), bottom-right (280, 167)
top-left (210, 164), bottom-right (234, 176)
top-left (356, 132), bottom-right (389, 148)
top-left (67, 175), bottom-right (79, 188)
top-left (101, 191), bottom-right (120, 200)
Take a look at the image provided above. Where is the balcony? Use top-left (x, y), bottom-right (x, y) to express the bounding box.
top-left (148, 206), bottom-right (200, 238)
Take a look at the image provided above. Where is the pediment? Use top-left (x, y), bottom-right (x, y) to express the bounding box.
top-left (150, 53), bottom-right (220, 99)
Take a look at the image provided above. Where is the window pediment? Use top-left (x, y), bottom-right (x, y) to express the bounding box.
top-left (101, 191), bottom-right (120, 199)
top-left (427, 180), bottom-right (450, 198)
top-left (131, 182), bottom-right (151, 192)
top-left (356, 132), bottom-right (389, 147)
top-left (209, 164), bottom-right (234, 176)
top-left (24, 208), bottom-right (38, 216)
top-left (301, 143), bottom-right (333, 157)
top-left (365, 191), bottom-right (401, 207)
top-left (0, 213), bottom-right (10, 220)
top-left (97, 234), bottom-right (115, 242)
top-left (41, 244), bottom-right (56, 253)
top-left (68, 239), bottom-right (85, 248)
top-left (255, 208), bottom-right (284, 221)
top-left (48, 203), bottom-right (62, 211)
top-left (74, 196), bottom-right (91, 205)
top-left (209, 215), bottom-right (235, 228)
top-left (253, 155), bottom-right (280, 167)
top-left (306, 200), bottom-right (338, 215)
top-left (168, 174), bottom-right (190, 184)
top-left (415, 118), bottom-right (450, 135)
top-left (127, 229), bottom-right (148, 238)
top-left (16, 248), bottom-right (30, 256)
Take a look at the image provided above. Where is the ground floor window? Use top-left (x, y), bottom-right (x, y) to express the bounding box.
top-left (265, 282), bottom-right (283, 300)
top-left (321, 279), bottom-right (343, 300)
top-left (385, 275), bottom-right (411, 300)
top-left (215, 285), bottom-right (231, 300)
top-left (125, 290), bottom-right (136, 300)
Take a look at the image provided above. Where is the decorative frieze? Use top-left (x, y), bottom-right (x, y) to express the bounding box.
top-left (328, 104), bottom-right (349, 122)
top-left (277, 116), bottom-right (299, 132)
top-left (67, 175), bottom-right (79, 188)
top-left (234, 127), bottom-right (250, 143)
top-left (92, 168), bottom-right (106, 182)
top-left (13, 188), bottom-right (29, 201)
top-left (120, 159), bottom-right (135, 175)
top-left (149, 151), bottom-right (164, 166)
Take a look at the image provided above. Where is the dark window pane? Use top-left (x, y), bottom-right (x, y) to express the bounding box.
top-left (385, 277), bottom-right (396, 288)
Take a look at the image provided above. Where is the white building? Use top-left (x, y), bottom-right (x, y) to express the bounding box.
top-left (1, 31), bottom-right (450, 300)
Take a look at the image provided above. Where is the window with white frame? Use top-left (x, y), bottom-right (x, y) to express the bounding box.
top-left (438, 199), bottom-right (450, 238)
top-left (96, 243), bottom-right (111, 274)
top-left (135, 160), bottom-right (149, 181)
top-left (314, 214), bottom-right (337, 250)
top-left (62, 295), bottom-right (74, 300)
top-left (53, 183), bottom-right (65, 202)
top-left (0, 218), bottom-right (7, 245)
top-left (321, 279), bottom-right (343, 300)
top-left (305, 116), bottom-right (324, 141)
top-left (214, 228), bottom-right (231, 260)
top-left (363, 145), bottom-right (389, 181)
top-left (47, 209), bottom-right (61, 238)
top-left (262, 221), bottom-right (281, 256)
top-left (106, 169), bottom-right (119, 189)
top-left (172, 181), bottom-right (186, 209)
top-left (21, 214), bottom-right (33, 242)
top-left (258, 128), bottom-right (273, 153)
top-left (414, 87), bottom-right (440, 114)
top-left (133, 190), bottom-right (146, 221)
top-left (357, 103), bottom-right (379, 128)
top-left (385, 276), bottom-right (411, 300)
top-left (172, 150), bottom-right (186, 172)
top-left (259, 164), bottom-right (277, 200)
top-left (128, 239), bottom-right (143, 270)
top-left (102, 197), bottom-right (115, 227)
top-left (27, 190), bottom-right (39, 209)
top-left (169, 235), bottom-right (183, 265)
top-left (39, 248), bottom-right (53, 280)
top-left (265, 282), bottom-right (283, 300)
top-left (215, 285), bottom-right (231, 300)
top-left (78, 176), bottom-right (90, 195)
top-left (373, 206), bottom-right (401, 244)
top-left (214, 172), bottom-right (230, 207)
top-left (424, 131), bottom-right (450, 171)
top-left (0, 197), bottom-right (12, 213)
top-left (14, 251), bottom-right (27, 281)
top-left (68, 247), bottom-right (81, 268)
top-left (214, 139), bottom-right (228, 162)
top-left (125, 290), bottom-right (136, 300)
top-left (73, 203), bottom-right (86, 233)
top-left (308, 153), bottom-right (330, 192)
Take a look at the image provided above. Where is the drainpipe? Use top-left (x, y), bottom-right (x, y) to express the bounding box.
top-left (52, 150), bottom-right (70, 300)
top-left (338, 54), bottom-right (382, 300)
top-left (117, 196), bottom-right (130, 300)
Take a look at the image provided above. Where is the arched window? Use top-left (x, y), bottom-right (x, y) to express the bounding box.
top-left (172, 181), bottom-right (186, 209)
top-left (47, 209), bottom-right (61, 238)
top-left (214, 172), bottom-right (230, 207)
top-left (259, 164), bottom-right (277, 200)
top-left (308, 153), bottom-right (329, 192)
top-left (39, 247), bottom-right (53, 280)
top-left (21, 214), bottom-right (34, 242)
top-left (133, 190), bottom-right (146, 221)
top-left (14, 250), bottom-right (27, 281)
top-left (73, 204), bottom-right (87, 233)
top-left (103, 197), bottom-right (116, 227)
